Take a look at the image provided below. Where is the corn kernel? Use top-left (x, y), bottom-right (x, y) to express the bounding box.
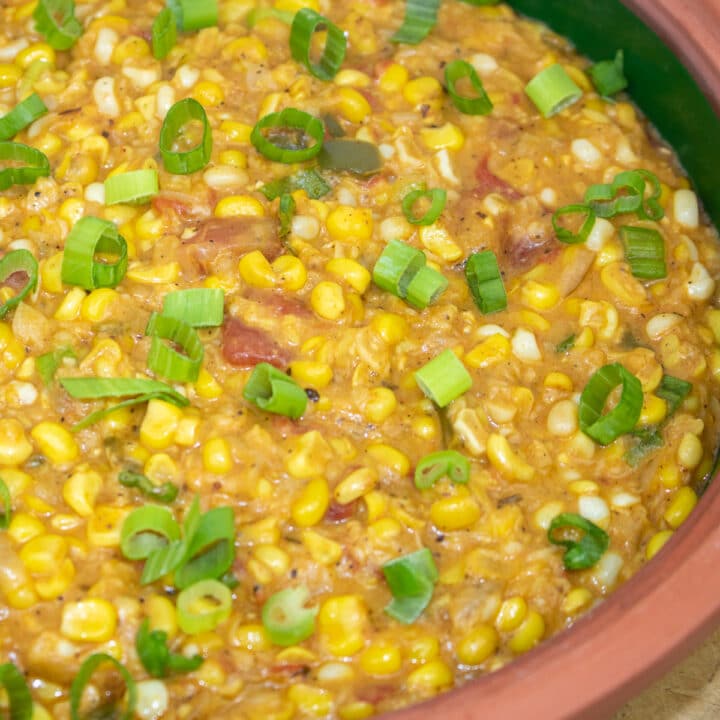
top-left (544, 372), bottom-right (573, 391)
top-left (202, 437), bottom-right (233, 474)
top-left (53, 287), bottom-right (86, 321)
top-left (0, 64), bottom-right (22, 88)
top-left (561, 587), bottom-right (593, 615)
top-left (336, 87), bottom-right (372, 123)
top-left (16, 43), bottom-right (56, 69)
top-left (219, 150), bottom-right (247, 168)
top-left (273, 255), bottom-right (307, 291)
top-left (147, 595), bottom-right (178, 639)
top-left (420, 123), bottom-right (464, 152)
top-left (406, 659), bottom-right (453, 693)
top-left (371, 312), bottom-right (407, 344)
top-left (465, 334), bottom-right (511, 369)
top-left (339, 702), bottom-right (375, 720)
top-left (291, 477), bottom-right (330, 527)
top-left (363, 387), bottom-right (397, 423)
top-left (61, 598), bottom-right (117, 642)
top-left (220, 120), bottom-right (253, 143)
top-left (360, 642), bottom-right (402, 676)
top-left (638, 394), bottom-right (667, 426)
top-left (58, 198), bottom-right (85, 225)
top-left (677, 433), bottom-right (703, 470)
top-left (403, 76), bottom-right (442, 105)
top-left (192, 80), bottom-right (225, 107)
top-left (7, 513), bottom-right (44, 545)
top-left (379, 63), bottom-right (408, 93)
top-left (31, 422), bottom-right (78, 464)
top-left (456, 624), bottom-right (498, 666)
top-left (311, 281), bottom-right (345, 320)
top-left (418, 223), bottom-right (462, 262)
top-left (486, 433), bottom-right (535, 482)
top-left (286, 431), bottom-right (332, 478)
top-left (318, 595), bottom-right (367, 656)
top-left (430, 489), bottom-right (481, 531)
top-left (326, 206), bottom-right (373, 242)
top-left (366, 443), bottom-right (410, 476)
top-left (216, 195), bottom-right (265, 218)
top-left (664, 486), bottom-right (697, 529)
top-left (63, 469), bottom-right (103, 517)
top-left (301, 529), bottom-right (343, 566)
top-left (508, 610), bottom-right (545, 654)
top-left (521, 280), bottom-right (560, 310)
top-left (140, 399), bottom-right (183, 450)
top-left (496, 597), bottom-right (527, 632)
top-left (658, 463), bottom-right (681, 489)
top-left (646, 530), bottom-right (674, 560)
top-left (287, 684), bottom-right (333, 718)
top-left (232, 623), bottom-right (270, 651)
top-left (81, 288), bottom-right (118, 323)
top-left (0, 419), bottom-right (33, 466)
top-left (195, 368), bottom-right (223, 399)
top-left (223, 37), bottom-right (268, 62)
top-left (87, 505), bottom-right (131, 547)
top-left (325, 258), bottom-right (371, 294)
top-left (252, 545), bottom-right (290, 576)
top-left (289, 361), bottom-right (333, 389)
top-left (334, 468), bottom-right (377, 505)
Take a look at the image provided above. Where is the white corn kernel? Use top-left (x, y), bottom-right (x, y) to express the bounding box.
top-left (645, 313), bottom-right (683, 340)
top-left (578, 495), bottom-right (610, 527)
top-left (203, 165), bottom-right (248, 190)
top-left (673, 189), bottom-right (699, 229)
top-left (470, 53), bottom-right (498, 75)
top-left (511, 328), bottom-right (542, 362)
top-left (539, 188), bottom-right (557, 208)
top-left (434, 149), bottom-right (460, 185)
top-left (85, 183), bottom-right (106, 205)
top-left (175, 65), bottom-right (200, 89)
top-left (476, 324), bottom-right (510, 339)
top-left (122, 65), bottom-right (161, 90)
top-left (614, 137), bottom-right (638, 165)
top-left (291, 215), bottom-right (320, 240)
top-left (135, 680), bottom-right (169, 720)
top-left (156, 84), bottom-right (176, 119)
top-left (571, 139), bottom-right (602, 167)
top-left (686, 262), bottom-right (715, 301)
top-left (610, 492), bottom-right (640, 509)
top-left (94, 28), bottom-right (119, 65)
top-left (592, 551), bottom-right (623, 590)
top-left (585, 217), bottom-right (615, 252)
top-left (93, 77), bottom-right (120, 118)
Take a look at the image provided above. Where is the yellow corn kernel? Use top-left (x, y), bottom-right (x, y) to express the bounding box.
top-left (406, 659), bottom-right (453, 693)
top-left (61, 598), bottom-right (117, 643)
top-left (561, 587), bottom-right (593, 615)
top-left (363, 490), bottom-right (387, 523)
top-left (38, 252), bottom-right (62, 295)
top-left (573, 326), bottom-right (594, 349)
top-left (239, 250), bottom-right (276, 289)
top-left (273, 255), bottom-right (307, 291)
top-left (33, 557), bottom-right (75, 600)
top-left (194, 368), bottom-right (223, 400)
top-left (677, 433), bottom-right (703, 470)
top-left (600, 262), bottom-right (648, 306)
top-left (0, 419), bottom-right (33, 466)
top-left (360, 642), bottom-right (402, 676)
top-left (495, 596), bottom-right (527, 632)
top-left (139, 399), bottom-right (183, 450)
top-left (192, 80), bottom-right (225, 107)
top-left (129, 262), bottom-right (181, 285)
top-left (658, 463), bottom-right (681, 489)
top-left (0, 469), bottom-right (31, 498)
top-left (63, 469), bottom-right (103, 517)
top-left (53, 287), bottom-right (86, 321)
top-left (220, 120), bottom-right (253, 143)
top-left (16, 43), bottom-right (56, 69)
top-left (465, 334), bottom-right (511, 369)
top-left (87, 505), bottom-right (130, 547)
top-left (326, 206), bottom-right (373, 242)
top-left (371, 312), bottom-right (407, 345)
top-left (33, 131), bottom-right (63, 157)
top-left (31, 422), bottom-right (78, 464)
top-left (203, 437), bottom-right (233, 474)
top-left (430, 488), bottom-right (481, 531)
top-left (639, 394), bottom-right (667, 426)
top-left (486, 433), bottom-right (535, 482)
top-left (403, 76), bottom-right (442, 105)
top-left (339, 702), bottom-right (375, 720)
top-left (289, 361), bottom-right (333, 389)
top-left (311, 281), bottom-right (345, 320)
top-left (112, 36), bottom-right (150, 63)
top-left (144, 454), bottom-right (177, 489)
top-left (232, 622), bottom-right (270, 651)
top-left (286, 430), bottom-right (332, 478)
top-left (563, 64), bottom-right (592, 92)
top-left (0, 63), bottom-right (21, 88)
top-left (544, 372), bottom-right (573, 391)
top-left (334, 468), bottom-right (377, 505)
top-left (646, 529), bottom-right (674, 560)
top-left (287, 685), bottom-right (332, 718)
top-left (223, 36), bottom-right (268, 62)
top-left (219, 150), bottom-right (247, 168)
top-left (216, 195), bottom-right (265, 218)
top-left (318, 595), bottom-right (367, 657)
top-left (363, 387), bottom-right (397, 424)
top-left (80, 288), bottom-right (118, 323)
top-left (379, 63), bottom-right (408, 93)
top-left (252, 545), bottom-right (290, 576)
top-left (508, 610), bottom-right (545, 654)
top-left (336, 87), bottom-right (372, 123)
top-left (58, 198), bottom-right (85, 225)
top-left (19, 533), bottom-right (66, 574)
top-left (146, 594), bottom-right (178, 639)
top-left (7, 513), bottom-right (43, 545)
top-left (325, 258), bottom-right (371, 294)
top-left (418, 224), bottom-right (462, 262)
top-left (291, 477), bottom-right (330, 527)
top-left (366, 443), bottom-right (410, 476)
top-left (133, 209), bottom-right (165, 242)
top-left (302, 529), bottom-right (343, 565)
top-left (664, 486), bottom-right (697, 529)
top-left (521, 280), bottom-right (560, 310)
top-left (420, 122), bottom-right (465, 152)
top-left (456, 625), bottom-right (498, 666)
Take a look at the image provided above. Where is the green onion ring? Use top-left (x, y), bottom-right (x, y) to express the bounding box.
top-left (0, 142), bottom-right (50, 191)
top-left (402, 188), bottom-right (447, 226)
top-left (120, 505), bottom-right (181, 560)
top-left (444, 59), bottom-right (493, 115)
top-left (160, 98), bottom-right (213, 175)
top-left (70, 653), bottom-right (137, 720)
top-left (145, 312), bottom-right (204, 383)
top-left (290, 8), bottom-right (347, 81)
top-left (552, 203), bottom-right (596, 244)
top-left (0, 249), bottom-right (39, 320)
top-left (177, 579), bottom-right (233, 634)
top-left (251, 108), bottom-right (324, 164)
top-left (0, 94), bottom-right (48, 142)
top-left (33, 0), bottom-right (82, 51)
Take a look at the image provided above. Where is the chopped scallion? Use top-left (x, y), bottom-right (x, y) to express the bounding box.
top-left (588, 50), bottom-right (628, 97)
top-left (0, 662), bottom-right (32, 720)
top-left (0, 141), bottom-right (50, 191)
top-left (392, 0), bottom-right (441, 45)
top-left (262, 586), bottom-right (318, 646)
top-left (404, 265), bottom-right (448, 310)
top-left (33, 0), bottom-right (82, 51)
top-left (0, 477), bottom-right (11, 530)
top-left (152, 7), bottom-right (177, 59)
top-left (318, 139), bottom-right (383, 175)
top-left (414, 349), bottom-right (472, 408)
top-left (177, 0), bottom-right (218, 31)
top-left (120, 505), bottom-right (181, 561)
top-left (70, 654), bottom-right (136, 720)
top-left (290, 8), bottom-right (347, 81)
top-left (444, 59), bottom-right (493, 115)
top-left (0, 94), bottom-right (48, 142)
top-left (401, 188), bottom-right (446, 226)
top-left (146, 312), bottom-right (205, 383)
top-left (119, 469), bottom-right (179, 504)
top-left (243, 362), bottom-right (308, 419)
top-left (372, 239), bottom-right (426, 298)
top-left (105, 169), bottom-right (159, 206)
top-left (414, 449), bottom-right (470, 489)
top-left (176, 579), bottom-right (232, 634)
top-left (552, 204), bottom-right (596, 244)
top-left (525, 63), bottom-right (582, 118)
top-left (548, 512), bottom-right (609, 570)
top-left (136, 618), bottom-right (203, 678)
top-left (465, 250), bottom-right (507, 314)
top-left (0, 249), bottom-right (39, 319)
top-left (161, 288), bottom-right (225, 328)
top-left (620, 225), bottom-right (666, 279)
top-left (251, 108), bottom-right (324, 164)
top-left (260, 169), bottom-right (331, 201)
top-left (160, 98), bottom-right (212, 174)
top-left (383, 548), bottom-right (438, 623)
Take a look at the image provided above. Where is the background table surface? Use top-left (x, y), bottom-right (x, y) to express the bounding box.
top-left (616, 626), bottom-right (720, 719)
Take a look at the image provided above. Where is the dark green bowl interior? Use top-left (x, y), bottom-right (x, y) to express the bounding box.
top-left (510, 0), bottom-right (720, 228)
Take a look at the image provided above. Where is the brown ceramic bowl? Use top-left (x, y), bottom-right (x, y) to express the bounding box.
top-left (386, 1), bottom-right (720, 718)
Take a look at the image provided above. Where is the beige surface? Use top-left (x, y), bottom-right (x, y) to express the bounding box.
top-left (615, 627), bottom-right (720, 720)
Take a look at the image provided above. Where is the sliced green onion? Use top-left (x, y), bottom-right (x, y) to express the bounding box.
top-left (525, 64), bottom-right (582, 118)
top-left (174, 506), bottom-right (235, 589)
top-left (152, 8), bottom-right (176, 59)
top-left (262, 586), bottom-right (318, 646)
top-left (636, 169), bottom-right (664, 221)
top-left (104, 169), bottom-right (159, 206)
top-left (61, 216), bottom-right (128, 290)
top-left (160, 98), bottom-right (212, 175)
top-left (548, 512), bottom-right (609, 570)
top-left (405, 265), bottom-right (448, 310)
top-left (161, 288), bottom-right (224, 328)
top-left (318, 139), bottom-right (383, 175)
top-left (588, 50), bottom-right (628, 97)
top-left (260, 169), bottom-right (331, 201)
top-left (402, 188), bottom-right (447, 226)
top-left (392, 0), bottom-right (441, 44)
top-left (555, 334), bottom-right (576, 353)
top-left (0, 94), bottom-right (48, 142)
top-left (383, 548), bottom-right (438, 623)
top-left (146, 313), bottom-right (204, 383)
top-left (552, 204), bottom-right (596, 244)
top-left (70, 653), bottom-right (136, 720)
top-left (620, 226), bottom-right (666, 279)
top-left (0, 477), bottom-right (11, 531)
top-left (243, 362), bottom-right (307, 419)
top-left (444, 59), bottom-right (493, 115)
top-left (136, 618), bottom-right (203, 678)
top-left (579, 363), bottom-right (643, 445)
top-left (246, 7), bottom-right (294, 27)
top-left (0, 662), bottom-right (32, 720)
top-left (624, 427), bottom-right (663, 467)
top-left (584, 169), bottom-right (663, 221)
top-left (0, 249), bottom-right (39, 319)
top-left (119, 469), bottom-right (179, 504)
top-left (0, 141), bottom-right (50, 191)
top-left (290, 8), bottom-right (347, 81)
top-left (656, 374), bottom-right (692, 416)
top-left (414, 449), bottom-right (470, 489)
top-left (279, 193), bottom-right (295, 240)
top-left (36, 347), bottom-right (75, 385)
top-left (414, 349), bottom-right (472, 408)
top-left (177, 579), bottom-right (232, 634)
top-left (33, 0), bottom-right (82, 51)
top-left (465, 250), bottom-right (507, 314)
top-left (373, 239), bottom-right (426, 298)
top-left (178, 0), bottom-right (218, 31)
top-left (121, 505), bottom-right (181, 560)
top-left (251, 108), bottom-right (324, 164)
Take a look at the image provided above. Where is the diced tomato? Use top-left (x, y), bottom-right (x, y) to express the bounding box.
top-left (222, 317), bottom-right (289, 368)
